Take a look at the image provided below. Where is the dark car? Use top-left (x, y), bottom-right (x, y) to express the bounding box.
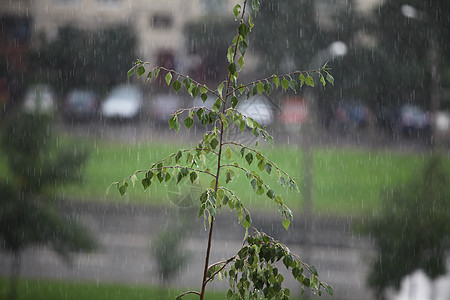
top-left (63, 89), bottom-right (99, 121)
top-left (327, 100), bottom-right (372, 131)
top-left (378, 104), bottom-right (430, 136)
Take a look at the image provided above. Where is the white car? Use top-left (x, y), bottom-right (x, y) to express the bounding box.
top-left (23, 84), bottom-right (56, 114)
top-left (101, 84), bottom-right (143, 120)
top-left (237, 95), bottom-right (275, 126)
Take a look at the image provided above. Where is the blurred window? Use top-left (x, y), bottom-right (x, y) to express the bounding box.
top-left (150, 14), bottom-right (173, 29)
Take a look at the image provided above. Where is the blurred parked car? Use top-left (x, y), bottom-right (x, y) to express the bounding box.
top-left (101, 84), bottom-right (143, 120)
top-left (237, 95), bottom-right (275, 126)
top-left (23, 84), bottom-right (56, 114)
top-left (327, 100), bottom-right (372, 131)
top-left (378, 104), bottom-right (430, 136)
top-left (63, 89), bottom-right (99, 121)
top-left (150, 94), bottom-right (183, 123)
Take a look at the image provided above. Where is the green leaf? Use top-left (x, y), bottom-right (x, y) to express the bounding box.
top-left (245, 153), bottom-right (253, 165)
top-left (225, 147), bottom-right (233, 159)
top-left (164, 172), bottom-right (171, 182)
top-left (256, 186), bottom-right (264, 195)
top-left (232, 4), bottom-right (241, 20)
top-left (274, 195), bottom-right (283, 205)
top-left (141, 177), bottom-right (151, 190)
top-left (197, 203), bottom-right (205, 219)
top-left (238, 84), bottom-right (245, 94)
top-left (309, 265), bottom-right (318, 276)
top-left (320, 74), bottom-right (326, 87)
top-left (227, 46), bottom-right (235, 63)
top-left (273, 76), bottom-right (280, 88)
top-left (257, 159), bottom-right (265, 172)
top-left (146, 71), bottom-right (153, 83)
top-left (210, 138), bottom-right (219, 149)
top-left (153, 68), bottom-right (160, 78)
top-left (251, 0), bottom-right (260, 14)
top-left (130, 174), bottom-right (138, 187)
top-left (326, 73), bottom-right (334, 85)
top-left (264, 82), bottom-right (273, 95)
top-left (238, 55), bottom-right (245, 69)
top-left (127, 65), bottom-right (136, 77)
top-left (169, 116), bottom-right (180, 132)
top-left (264, 163), bottom-right (272, 174)
top-left (191, 85), bottom-right (200, 98)
top-left (225, 171), bottom-right (232, 184)
top-left (231, 96), bottom-right (239, 108)
top-left (305, 75), bottom-right (314, 87)
top-left (180, 167), bottom-right (189, 177)
top-left (157, 171), bottom-right (165, 183)
top-left (238, 41), bottom-right (248, 56)
top-left (251, 84), bottom-right (258, 96)
top-left (136, 66), bottom-right (145, 77)
top-left (172, 80), bottom-right (181, 93)
top-left (228, 62), bottom-right (237, 75)
top-left (165, 72), bottom-right (172, 85)
top-left (175, 150), bottom-right (182, 163)
top-left (118, 182), bottom-right (128, 196)
top-left (212, 98), bottom-right (222, 113)
top-left (239, 118), bottom-right (246, 132)
top-left (238, 23), bottom-right (250, 38)
top-left (183, 77), bottom-right (192, 90)
top-left (281, 78), bottom-right (290, 91)
top-left (242, 214), bottom-right (252, 229)
top-left (298, 73), bottom-right (306, 86)
top-left (208, 111), bottom-right (218, 123)
top-left (266, 189), bottom-right (275, 199)
top-left (183, 117), bottom-right (194, 130)
top-left (325, 284), bottom-right (334, 296)
top-left (217, 82), bottom-right (224, 98)
top-left (256, 82), bottom-right (264, 95)
top-left (282, 218), bottom-right (290, 230)
top-left (289, 79), bottom-right (298, 92)
top-left (201, 93), bottom-right (208, 102)
top-left (246, 117), bottom-right (254, 129)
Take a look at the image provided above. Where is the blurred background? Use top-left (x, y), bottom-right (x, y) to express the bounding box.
top-left (1, 0), bottom-right (450, 299)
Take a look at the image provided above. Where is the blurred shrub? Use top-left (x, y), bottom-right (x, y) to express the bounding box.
top-left (366, 154), bottom-right (450, 300)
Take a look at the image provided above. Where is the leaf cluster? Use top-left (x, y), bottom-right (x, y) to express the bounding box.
top-left (202, 230), bottom-right (333, 299)
top-left (120, 0), bottom-right (333, 299)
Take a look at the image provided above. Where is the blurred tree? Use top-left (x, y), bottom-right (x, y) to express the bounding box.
top-left (365, 0), bottom-right (450, 138)
top-left (151, 208), bottom-right (192, 285)
top-left (249, 0), bottom-right (374, 123)
top-left (250, 0), bottom-right (332, 74)
top-left (0, 113), bottom-right (96, 300)
top-left (28, 24), bottom-right (137, 96)
top-left (184, 17), bottom-right (236, 83)
top-left (366, 155), bottom-right (450, 300)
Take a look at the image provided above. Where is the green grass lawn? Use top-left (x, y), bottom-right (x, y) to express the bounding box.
top-left (0, 277), bottom-right (324, 300)
top-left (0, 277), bottom-right (225, 300)
top-left (53, 137), bottom-right (434, 216)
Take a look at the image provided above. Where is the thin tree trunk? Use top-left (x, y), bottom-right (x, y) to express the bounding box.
top-left (8, 250), bottom-right (21, 300)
